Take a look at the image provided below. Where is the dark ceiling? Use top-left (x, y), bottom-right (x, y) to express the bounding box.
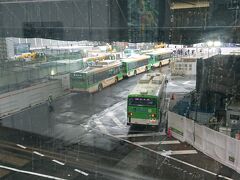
top-left (0, 0), bottom-right (239, 44)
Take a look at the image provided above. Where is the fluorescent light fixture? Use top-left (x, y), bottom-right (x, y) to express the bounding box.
top-left (214, 41), bottom-right (221, 47)
top-left (207, 41), bottom-right (213, 47)
top-left (50, 69), bottom-right (55, 76)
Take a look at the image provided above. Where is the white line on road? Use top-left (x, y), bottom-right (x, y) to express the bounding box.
top-left (168, 82), bottom-right (178, 87)
top-left (74, 169), bottom-right (89, 176)
top-left (33, 151), bottom-right (45, 157)
top-left (52, 160), bottom-right (65, 166)
top-left (162, 154), bottom-right (233, 180)
top-left (0, 165), bottom-right (66, 180)
top-left (95, 119), bottom-right (109, 134)
top-left (182, 81), bottom-right (191, 85)
top-left (87, 120), bottom-right (233, 180)
top-left (170, 150), bottom-right (197, 155)
top-left (84, 121), bottom-right (233, 180)
top-left (117, 138), bottom-right (233, 180)
top-left (114, 132), bottom-right (165, 138)
top-left (135, 140), bottom-right (180, 146)
top-left (109, 115), bottom-right (125, 128)
top-left (16, 144), bottom-right (27, 149)
top-left (159, 150), bottom-right (198, 156)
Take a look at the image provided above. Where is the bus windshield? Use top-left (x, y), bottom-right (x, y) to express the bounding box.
top-left (73, 73), bottom-right (86, 82)
top-left (121, 62), bottom-right (127, 72)
top-left (128, 97), bottom-right (156, 107)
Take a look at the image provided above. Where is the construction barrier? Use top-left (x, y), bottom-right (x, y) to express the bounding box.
top-left (168, 111), bottom-right (240, 173)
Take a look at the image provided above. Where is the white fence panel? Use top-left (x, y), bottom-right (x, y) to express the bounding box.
top-left (236, 142), bottom-right (240, 173)
top-left (168, 111), bottom-right (185, 141)
top-left (184, 118), bottom-right (194, 145)
top-left (226, 135), bottom-right (238, 169)
top-left (168, 111), bottom-right (240, 174)
top-left (193, 123), bottom-right (204, 151)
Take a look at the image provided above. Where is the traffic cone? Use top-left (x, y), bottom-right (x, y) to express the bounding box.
top-left (171, 93), bottom-right (175, 100)
top-left (167, 128), bottom-right (172, 138)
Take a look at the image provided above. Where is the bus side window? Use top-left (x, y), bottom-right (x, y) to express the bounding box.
top-left (116, 54), bottom-right (120, 59)
top-left (108, 69), bottom-right (114, 76)
top-left (115, 67), bottom-right (119, 74)
top-left (88, 75), bottom-right (93, 85)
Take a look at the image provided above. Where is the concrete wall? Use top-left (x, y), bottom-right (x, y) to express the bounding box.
top-left (0, 59), bottom-right (83, 93)
top-left (171, 61), bottom-right (197, 76)
top-left (0, 80), bottom-right (63, 117)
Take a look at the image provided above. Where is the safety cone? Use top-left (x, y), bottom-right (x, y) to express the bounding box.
top-left (167, 127), bottom-right (172, 138)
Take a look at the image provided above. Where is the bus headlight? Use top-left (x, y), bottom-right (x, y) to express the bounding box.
top-left (128, 112), bottom-right (133, 116)
top-left (151, 114), bottom-right (156, 118)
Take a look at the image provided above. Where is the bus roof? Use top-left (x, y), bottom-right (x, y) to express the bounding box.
top-left (129, 73), bottom-right (166, 97)
top-left (83, 54), bottom-right (109, 62)
top-left (73, 60), bottom-right (121, 74)
top-left (146, 50), bottom-right (172, 56)
top-left (121, 55), bottom-right (150, 63)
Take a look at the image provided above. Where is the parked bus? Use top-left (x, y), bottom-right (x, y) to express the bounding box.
top-left (70, 60), bottom-right (123, 93)
top-left (127, 73), bottom-right (167, 127)
top-left (146, 49), bottom-right (172, 67)
top-left (123, 48), bottom-right (141, 58)
top-left (121, 55), bottom-right (151, 77)
top-left (84, 52), bottom-right (122, 63)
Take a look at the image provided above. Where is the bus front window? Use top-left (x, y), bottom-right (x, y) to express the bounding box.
top-left (128, 97), bottom-right (156, 107)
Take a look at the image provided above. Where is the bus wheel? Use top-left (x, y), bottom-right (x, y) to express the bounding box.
top-left (145, 66), bottom-right (148, 72)
top-left (134, 70), bottom-right (137, 76)
top-left (159, 62), bottom-right (162, 68)
top-left (98, 84), bottom-right (103, 92)
top-left (115, 77), bottom-right (118, 84)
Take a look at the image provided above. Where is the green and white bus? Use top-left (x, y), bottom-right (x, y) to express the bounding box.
top-left (146, 49), bottom-right (172, 68)
top-left (70, 60), bottom-right (123, 93)
top-left (127, 73), bottom-right (167, 126)
top-left (121, 55), bottom-right (151, 77)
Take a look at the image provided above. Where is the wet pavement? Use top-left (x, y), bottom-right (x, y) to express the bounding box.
top-left (0, 66), bottom-right (239, 179)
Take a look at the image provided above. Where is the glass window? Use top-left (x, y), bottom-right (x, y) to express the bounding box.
top-left (230, 114), bottom-right (240, 120)
top-left (128, 97), bottom-right (156, 107)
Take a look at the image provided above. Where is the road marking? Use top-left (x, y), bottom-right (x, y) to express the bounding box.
top-left (16, 144), bottom-right (26, 149)
top-left (74, 169), bottom-right (89, 176)
top-left (33, 151), bottom-right (45, 157)
top-left (170, 150), bottom-right (197, 155)
top-left (159, 150), bottom-right (198, 156)
top-left (116, 138), bottom-right (233, 180)
top-left (85, 121), bottom-right (233, 180)
top-left (52, 160), bottom-right (65, 166)
top-left (162, 154), bottom-right (233, 180)
top-left (0, 165), bottom-right (66, 180)
top-left (114, 132), bottom-right (165, 138)
top-left (95, 119), bottom-right (109, 134)
top-left (108, 115), bottom-right (125, 128)
top-left (135, 140), bottom-right (180, 146)
top-left (168, 82), bottom-right (178, 87)
top-left (182, 81), bottom-right (191, 85)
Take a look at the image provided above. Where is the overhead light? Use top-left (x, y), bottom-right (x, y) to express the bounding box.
top-left (50, 69), bottom-right (55, 76)
top-left (214, 41), bottom-right (221, 47)
top-left (207, 41), bottom-right (213, 47)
